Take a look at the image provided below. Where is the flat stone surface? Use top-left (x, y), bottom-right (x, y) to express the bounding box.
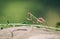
top-left (0, 26), bottom-right (60, 39)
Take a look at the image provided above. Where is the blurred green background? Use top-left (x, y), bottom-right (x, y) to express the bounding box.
top-left (0, 0), bottom-right (60, 27)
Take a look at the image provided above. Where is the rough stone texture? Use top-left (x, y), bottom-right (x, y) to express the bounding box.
top-left (0, 26), bottom-right (60, 39)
